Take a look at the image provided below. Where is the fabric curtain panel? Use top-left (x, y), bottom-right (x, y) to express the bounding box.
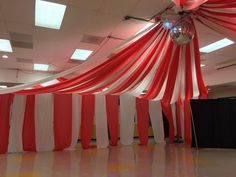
top-left (54, 94), bottom-right (72, 150)
top-left (8, 95), bottom-right (26, 153)
top-left (80, 95), bottom-right (95, 149)
top-left (70, 93), bottom-right (82, 149)
top-left (105, 95), bottom-right (119, 146)
top-left (35, 93), bottom-right (54, 151)
top-left (22, 95), bottom-right (36, 151)
top-left (94, 95), bottom-right (109, 148)
top-left (149, 101), bottom-right (165, 143)
top-left (136, 98), bottom-right (149, 145)
top-left (0, 94), bottom-right (13, 154)
top-left (119, 94), bottom-right (135, 145)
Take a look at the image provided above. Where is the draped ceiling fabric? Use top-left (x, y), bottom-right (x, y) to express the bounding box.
top-left (0, 0), bottom-right (236, 153)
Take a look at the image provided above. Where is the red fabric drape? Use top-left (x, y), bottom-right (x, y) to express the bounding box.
top-left (176, 100), bottom-right (182, 139)
top-left (136, 98), bottom-right (149, 145)
top-left (184, 100), bottom-right (191, 144)
top-left (80, 95), bottom-right (95, 149)
top-left (54, 94), bottom-right (72, 150)
top-left (22, 95), bottom-right (36, 151)
top-left (0, 94), bottom-right (13, 154)
top-left (16, 26), bottom-right (159, 95)
top-left (105, 95), bottom-right (119, 146)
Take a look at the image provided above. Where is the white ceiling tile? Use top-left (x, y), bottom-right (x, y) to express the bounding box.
top-left (130, 0), bottom-right (172, 19)
top-left (85, 12), bottom-right (122, 36)
top-left (1, 0), bottom-right (34, 25)
top-left (67, 0), bottom-right (103, 11)
top-left (0, 22), bottom-right (9, 38)
top-left (99, 0), bottom-right (139, 16)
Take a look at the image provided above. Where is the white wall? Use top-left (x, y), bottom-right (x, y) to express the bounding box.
top-left (0, 69), bottom-right (52, 84)
top-left (209, 87), bottom-right (236, 99)
top-left (203, 67), bottom-right (236, 86)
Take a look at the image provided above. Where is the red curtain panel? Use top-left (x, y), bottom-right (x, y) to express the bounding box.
top-left (54, 94), bottom-right (72, 150)
top-left (106, 95), bottom-right (119, 146)
top-left (22, 95), bottom-right (36, 151)
top-left (80, 95), bottom-right (95, 149)
top-left (136, 98), bottom-right (149, 145)
top-left (0, 94), bottom-right (13, 154)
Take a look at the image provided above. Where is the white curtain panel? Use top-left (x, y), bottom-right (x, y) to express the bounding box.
top-left (94, 95), bottom-right (109, 148)
top-left (35, 93), bottom-right (54, 151)
top-left (149, 101), bottom-right (165, 143)
top-left (69, 93), bottom-right (81, 149)
top-left (8, 95), bottom-right (26, 153)
top-left (119, 93), bottom-right (135, 145)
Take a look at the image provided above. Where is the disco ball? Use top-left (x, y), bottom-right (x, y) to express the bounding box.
top-left (170, 20), bottom-right (195, 45)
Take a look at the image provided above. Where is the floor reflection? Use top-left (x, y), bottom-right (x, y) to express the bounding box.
top-left (0, 143), bottom-right (236, 177)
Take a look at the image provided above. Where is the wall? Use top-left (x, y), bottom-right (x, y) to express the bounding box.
top-left (0, 69), bottom-right (53, 85)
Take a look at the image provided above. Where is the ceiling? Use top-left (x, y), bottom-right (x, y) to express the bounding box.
top-left (0, 0), bottom-right (235, 86)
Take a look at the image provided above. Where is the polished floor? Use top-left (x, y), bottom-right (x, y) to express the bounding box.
top-left (1, 142), bottom-right (236, 177)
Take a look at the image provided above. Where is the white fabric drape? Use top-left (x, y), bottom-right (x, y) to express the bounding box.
top-left (94, 95), bottom-right (109, 148)
top-left (120, 93), bottom-right (135, 145)
top-left (8, 95), bottom-right (26, 153)
top-left (35, 93), bottom-right (54, 151)
top-left (149, 101), bottom-right (165, 143)
top-left (69, 93), bottom-right (81, 149)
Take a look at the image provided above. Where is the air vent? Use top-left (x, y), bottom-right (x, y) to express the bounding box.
top-left (215, 59), bottom-right (236, 70)
top-left (16, 57), bottom-right (34, 64)
top-left (81, 34), bottom-right (105, 45)
top-left (9, 32), bottom-right (33, 49)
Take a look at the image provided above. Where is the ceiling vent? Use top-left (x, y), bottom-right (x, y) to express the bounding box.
top-left (9, 32), bottom-right (33, 49)
top-left (16, 57), bottom-right (34, 64)
top-left (81, 34), bottom-right (105, 45)
top-left (215, 59), bottom-right (236, 70)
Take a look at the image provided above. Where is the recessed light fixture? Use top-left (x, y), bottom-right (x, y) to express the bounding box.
top-left (0, 39), bottom-right (13, 52)
top-left (35, 0), bottom-right (67, 30)
top-left (34, 63), bottom-right (49, 71)
top-left (0, 85), bottom-right (7, 88)
top-left (200, 38), bottom-right (234, 53)
top-left (2, 55), bottom-right (8, 59)
top-left (71, 49), bottom-right (93, 60)
top-left (201, 64), bottom-right (206, 67)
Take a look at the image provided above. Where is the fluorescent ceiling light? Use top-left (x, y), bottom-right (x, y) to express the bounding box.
top-left (201, 64), bottom-right (206, 67)
top-left (2, 54), bottom-right (8, 59)
top-left (0, 39), bottom-right (13, 52)
top-left (200, 38), bottom-right (234, 53)
top-left (0, 85), bottom-right (7, 88)
top-left (35, 0), bottom-right (67, 29)
top-left (34, 63), bottom-right (49, 71)
top-left (71, 49), bottom-right (93, 60)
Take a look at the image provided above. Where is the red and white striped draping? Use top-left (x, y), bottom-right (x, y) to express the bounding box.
top-left (0, 94), bottom-right (168, 154)
top-left (0, 0), bottom-right (236, 153)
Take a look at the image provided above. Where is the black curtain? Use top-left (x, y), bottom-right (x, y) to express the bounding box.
top-left (191, 98), bottom-right (236, 148)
